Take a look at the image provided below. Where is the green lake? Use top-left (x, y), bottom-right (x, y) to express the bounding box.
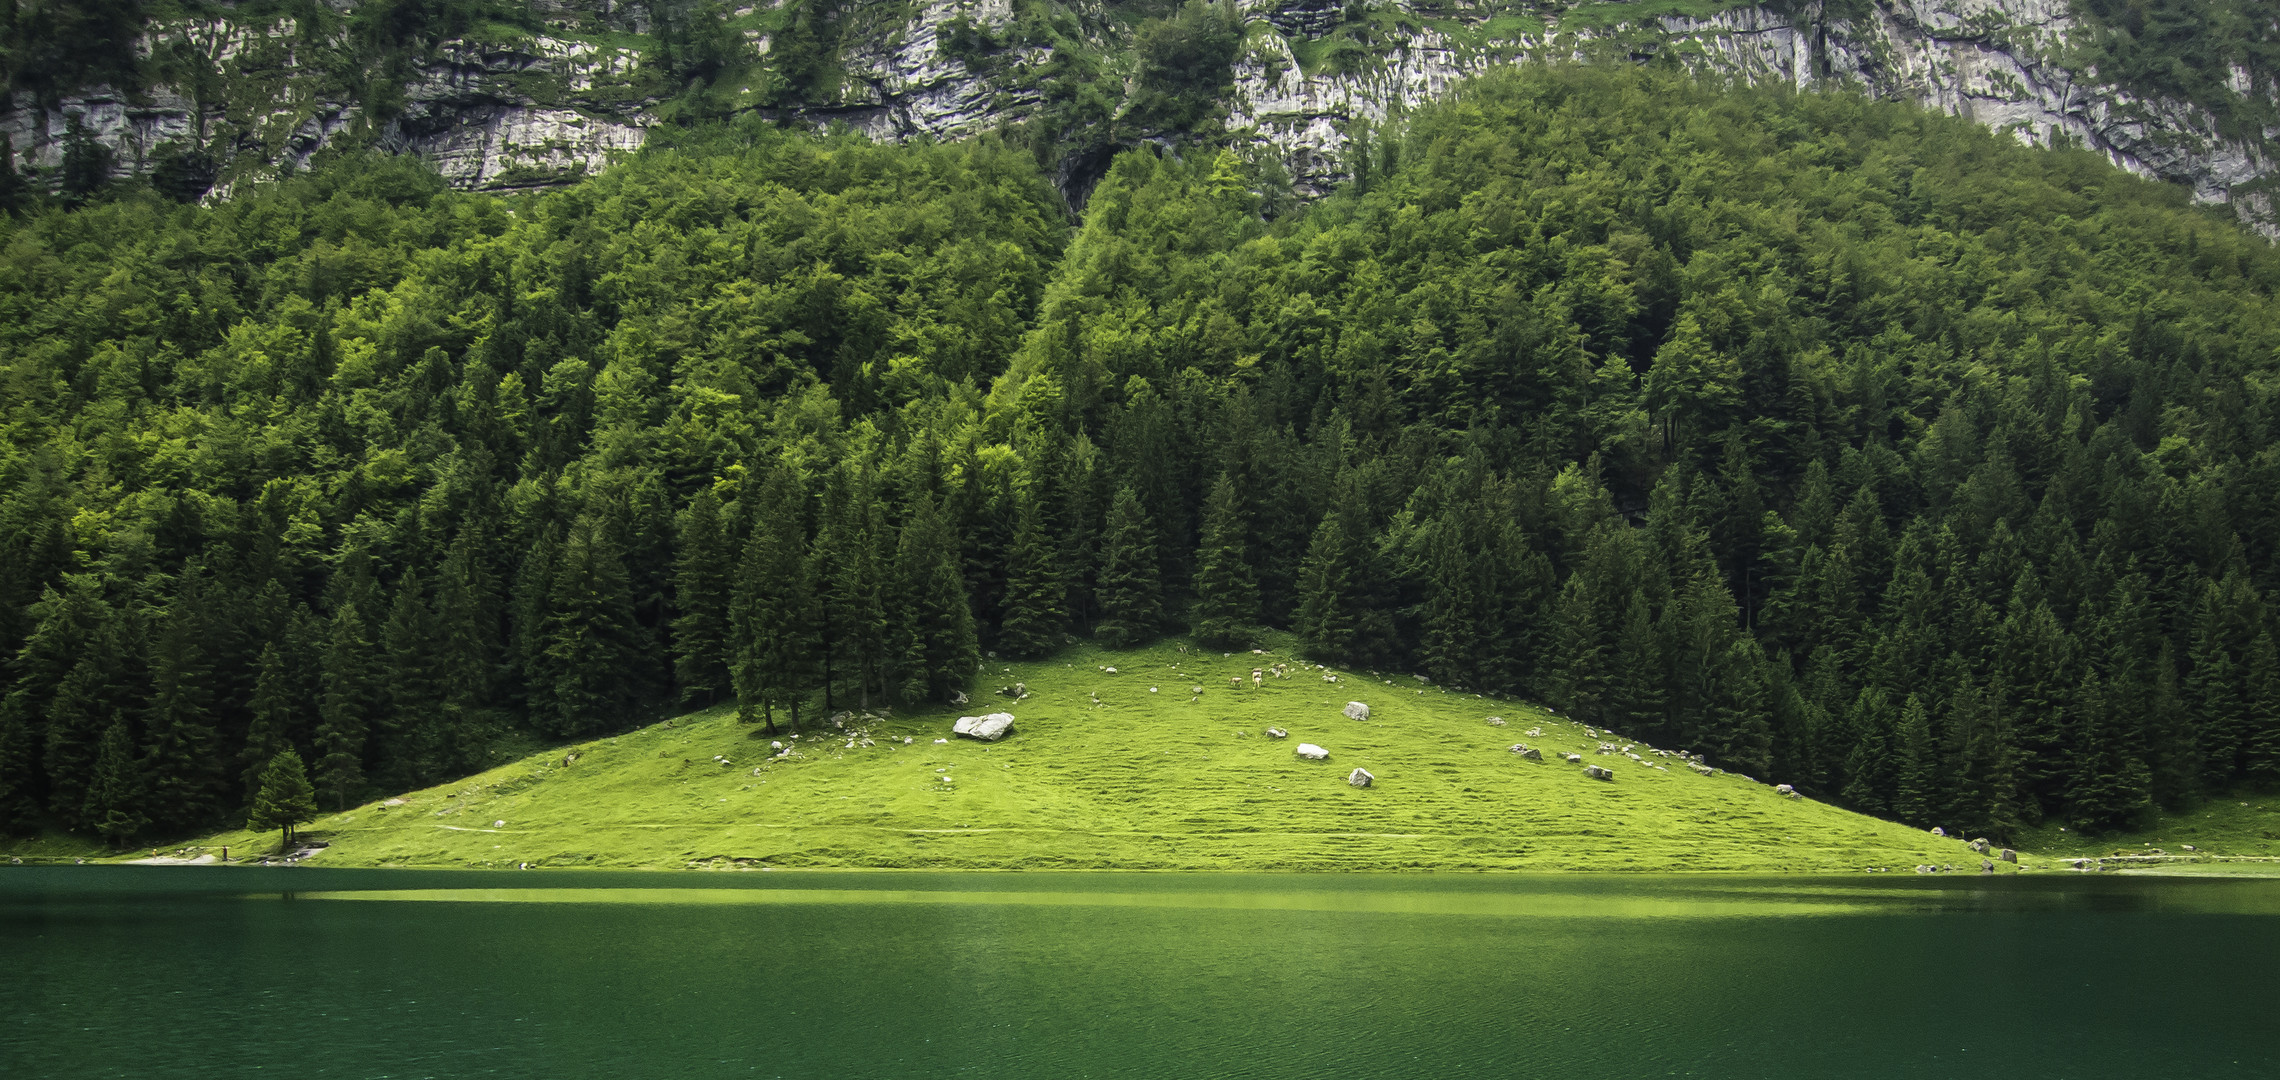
top-left (3, 868), bottom-right (2275, 1078)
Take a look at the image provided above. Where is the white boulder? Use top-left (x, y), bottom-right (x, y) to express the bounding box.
top-left (1348, 767), bottom-right (1375, 788)
top-left (1264, 727), bottom-right (1289, 739)
top-left (953, 713), bottom-right (1016, 741)
top-left (1295, 743), bottom-right (1330, 761)
top-left (1343, 701), bottom-right (1370, 721)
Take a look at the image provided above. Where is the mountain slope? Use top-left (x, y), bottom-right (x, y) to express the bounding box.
top-left (179, 642), bottom-right (2028, 871)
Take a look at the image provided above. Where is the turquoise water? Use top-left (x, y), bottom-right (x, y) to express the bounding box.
top-left (3, 868), bottom-right (2276, 1078)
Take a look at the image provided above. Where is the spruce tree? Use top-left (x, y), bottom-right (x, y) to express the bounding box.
top-left (379, 571), bottom-right (444, 792)
top-left (1296, 507), bottom-right (1359, 663)
top-left (997, 484), bottom-right (1067, 658)
top-left (2065, 675), bottom-right (2153, 833)
top-left (1607, 588), bottom-right (1667, 741)
top-left (247, 749), bottom-right (318, 851)
top-left (890, 491), bottom-right (980, 705)
top-left (1839, 687), bottom-right (1895, 815)
top-left (1190, 472), bottom-right (1258, 650)
top-left (1094, 486), bottom-right (1162, 649)
top-left (315, 603), bottom-right (373, 811)
top-left (543, 513), bottom-right (649, 737)
top-left (730, 466), bottom-right (815, 733)
top-left (143, 574), bottom-right (222, 832)
top-left (672, 485), bottom-right (734, 705)
top-left (240, 643), bottom-right (297, 806)
top-left (83, 718), bottom-right (145, 848)
top-left (1892, 694), bottom-right (1938, 828)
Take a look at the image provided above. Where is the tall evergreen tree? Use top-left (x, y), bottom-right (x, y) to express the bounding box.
top-left (1094, 486), bottom-right (1162, 649)
top-left (2065, 674), bottom-right (2153, 833)
top-left (1296, 506), bottom-right (1361, 664)
top-left (890, 491), bottom-right (979, 704)
top-left (542, 513), bottom-right (650, 736)
top-left (84, 719), bottom-right (145, 848)
top-left (240, 643), bottom-right (298, 806)
top-left (1892, 694), bottom-right (1939, 828)
top-left (143, 572), bottom-right (222, 832)
top-left (246, 749), bottom-right (319, 852)
top-left (672, 485), bottom-right (735, 704)
top-left (731, 466), bottom-right (816, 732)
top-left (1190, 472), bottom-right (1258, 650)
top-left (315, 603), bottom-right (374, 811)
top-left (379, 572), bottom-right (444, 791)
top-left (997, 483), bottom-right (1067, 658)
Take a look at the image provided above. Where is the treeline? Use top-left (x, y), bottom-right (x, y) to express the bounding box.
top-left (5, 67), bottom-right (2280, 850)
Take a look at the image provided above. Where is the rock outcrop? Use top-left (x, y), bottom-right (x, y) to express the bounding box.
top-left (5, 1), bottom-right (2273, 234)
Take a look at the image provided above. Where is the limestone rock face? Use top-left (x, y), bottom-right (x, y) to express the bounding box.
top-left (6, 1), bottom-right (2277, 235)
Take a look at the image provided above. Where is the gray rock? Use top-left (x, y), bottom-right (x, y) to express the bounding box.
top-left (1348, 767), bottom-right (1375, 788)
top-left (1999, 848), bottom-right (2018, 863)
top-left (1342, 701), bottom-right (1370, 721)
top-left (1509, 744), bottom-right (1543, 760)
top-left (952, 712), bottom-right (1015, 741)
top-left (1264, 727), bottom-right (1289, 739)
top-left (1930, 826), bottom-right (1945, 837)
top-left (1564, 753), bottom-right (1583, 764)
top-left (1969, 838), bottom-right (1991, 853)
top-left (1295, 743), bottom-right (1330, 761)
top-left (1774, 783), bottom-right (1799, 798)
top-left (1982, 859), bottom-right (1996, 874)
top-left (1583, 764), bottom-right (1614, 781)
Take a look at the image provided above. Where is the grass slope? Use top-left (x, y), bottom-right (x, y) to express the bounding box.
top-left (160, 641), bottom-right (2034, 873)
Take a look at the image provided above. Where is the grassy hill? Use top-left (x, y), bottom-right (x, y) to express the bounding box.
top-left (162, 641), bottom-right (2041, 873)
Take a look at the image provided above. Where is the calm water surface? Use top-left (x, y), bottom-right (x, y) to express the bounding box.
top-left (3, 868), bottom-right (2275, 1079)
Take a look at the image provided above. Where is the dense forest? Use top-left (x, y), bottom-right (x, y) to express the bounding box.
top-left (3, 65), bottom-right (2279, 850)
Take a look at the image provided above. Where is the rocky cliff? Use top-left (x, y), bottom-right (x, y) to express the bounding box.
top-left (4, 0), bottom-right (2272, 232)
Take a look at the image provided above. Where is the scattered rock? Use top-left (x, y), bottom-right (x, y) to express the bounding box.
top-left (1982, 859), bottom-right (1996, 874)
top-left (493, 820), bottom-right (506, 828)
top-left (1930, 826), bottom-right (1945, 837)
top-left (1264, 727), bottom-right (1289, 739)
top-left (2183, 844), bottom-right (2197, 852)
top-left (382, 798), bottom-right (408, 807)
top-left (949, 689), bottom-right (969, 705)
top-left (1999, 848), bottom-right (2017, 863)
top-left (1295, 743), bottom-right (1330, 761)
top-left (1348, 767), bottom-right (1375, 788)
top-left (934, 738), bottom-right (948, 744)
top-left (1969, 838), bottom-right (1991, 853)
top-left (1583, 764), bottom-right (1614, 781)
top-left (1564, 753), bottom-right (1583, 764)
top-left (1774, 783), bottom-right (1798, 798)
top-left (952, 712), bottom-right (1016, 741)
top-left (1509, 744), bottom-right (1543, 760)
top-left (1486, 717), bottom-right (1507, 726)
top-left (1343, 701), bottom-right (1370, 721)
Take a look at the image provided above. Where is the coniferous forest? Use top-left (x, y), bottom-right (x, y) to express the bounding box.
top-left (4, 66), bottom-right (2280, 849)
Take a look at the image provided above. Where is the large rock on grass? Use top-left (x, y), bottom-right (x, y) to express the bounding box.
top-left (1295, 743), bottom-right (1330, 761)
top-left (1348, 767), bottom-right (1375, 788)
top-left (953, 712), bottom-right (1015, 741)
top-left (1342, 701), bottom-right (1370, 721)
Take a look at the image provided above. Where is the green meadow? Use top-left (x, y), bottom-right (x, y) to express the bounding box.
top-left (171, 642), bottom-right (2037, 873)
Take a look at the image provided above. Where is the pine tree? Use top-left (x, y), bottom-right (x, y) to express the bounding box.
top-left (378, 571), bottom-right (444, 791)
top-left (543, 513), bottom-right (649, 737)
top-left (731, 466), bottom-right (815, 732)
top-left (143, 574), bottom-right (222, 832)
top-left (672, 485), bottom-right (735, 704)
top-left (315, 603), bottom-right (373, 811)
top-left (997, 483), bottom-right (1066, 658)
top-left (1190, 472), bottom-right (1258, 650)
top-left (1296, 507), bottom-right (1359, 663)
top-left (1607, 588), bottom-right (1667, 741)
top-left (42, 622), bottom-right (129, 828)
top-left (2243, 631), bottom-right (2280, 789)
top-left (2065, 674), bottom-right (2153, 833)
top-left (246, 749), bottom-right (318, 851)
top-left (1839, 687), bottom-right (1895, 815)
top-left (83, 718), bottom-right (145, 848)
top-left (889, 491), bottom-right (980, 705)
top-left (1892, 694), bottom-right (1938, 828)
top-left (240, 643), bottom-right (297, 806)
top-left (1094, 486), bottom-right (1162, 649)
